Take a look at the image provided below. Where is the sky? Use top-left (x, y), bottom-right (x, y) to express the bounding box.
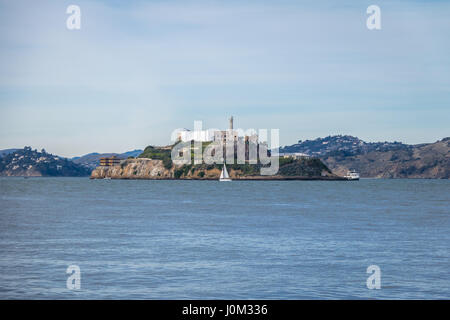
top-left (0, 0), bottom-right (449, 157)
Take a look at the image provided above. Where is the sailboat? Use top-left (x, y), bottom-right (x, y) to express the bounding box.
top-left (219, 164), bottom-right (232, 181)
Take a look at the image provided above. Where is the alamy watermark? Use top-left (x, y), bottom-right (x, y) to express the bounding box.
top-left (366, 265), bottom-right (381, 289)
top-left (170, 121), bottom-right (279, 176)
top-left (66, 265), bottom-right (81, 290)
top-left (367, 5), bottom-right (381, 30)
top-left (66, 5), bottom-right (81, 30)
top-left (64, 5), bottom-right (380, 31)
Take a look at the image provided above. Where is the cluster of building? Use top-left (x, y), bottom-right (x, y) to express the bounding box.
top-left (99, 155), bottom-right (121, 167)
top-left (176, 116), bottom-right (259, 144)
top-left (278, 152), bottom-right (310, 159)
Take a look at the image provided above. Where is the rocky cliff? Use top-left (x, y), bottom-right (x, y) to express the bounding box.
top-left (90, 156), bottom-right (340, 180)
top-left (91, 159), bottom-right (172, 179)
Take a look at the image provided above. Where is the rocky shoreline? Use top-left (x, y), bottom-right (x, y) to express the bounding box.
top-left (90, 158), bottom-right (344, 181)
top-left (91, 175), bottom-right (347, 181)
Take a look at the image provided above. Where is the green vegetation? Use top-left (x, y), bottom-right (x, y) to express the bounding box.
top-left (278, 157), bottom-right (295, 166)
top-left (162, 157), bottom-right (172, 169)
top-left (278, 157), bottom-right (331, 176)
top-left (182, 165), bottom-right (191, 176)
top-left (174, 168), bottom-right (184, 179)
top-left (139, 146), bottom-right (173, 169)
top-left (230, 163), bottom-right (260, 176)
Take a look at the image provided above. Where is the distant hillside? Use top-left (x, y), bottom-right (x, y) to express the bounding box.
top-left (72, 149), bottom-right (142, 169)
top-left (281, 136), bottom-right (449, 179)
top-left (280, 135), bottom-right (409, 156)
top-left (0, 147), bottom-right (91, 177)
top-left (0, 148), bottom-right (18, 158)
top-left (322, 138), bottom-right (449, 179)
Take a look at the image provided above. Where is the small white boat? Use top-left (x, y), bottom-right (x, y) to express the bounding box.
top-left (345, 170), bottom-right (360, 181)
top-left (219, 165), bottom-right (232, 181)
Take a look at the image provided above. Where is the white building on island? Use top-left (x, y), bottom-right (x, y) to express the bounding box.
top-left (176, 116), bottom-right (257, 143)
top-left (177, 128), bottom-right (215, 142)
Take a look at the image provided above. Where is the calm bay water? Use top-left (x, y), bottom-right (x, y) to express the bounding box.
top-left (0, 177), bottom-right (449, 299)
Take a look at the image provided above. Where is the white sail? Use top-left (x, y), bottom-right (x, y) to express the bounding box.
top-left (220, 165), bottom-right (231, 181)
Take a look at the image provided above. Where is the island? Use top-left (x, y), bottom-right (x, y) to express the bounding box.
top-left (90, 145), bottom-right (346, 180)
